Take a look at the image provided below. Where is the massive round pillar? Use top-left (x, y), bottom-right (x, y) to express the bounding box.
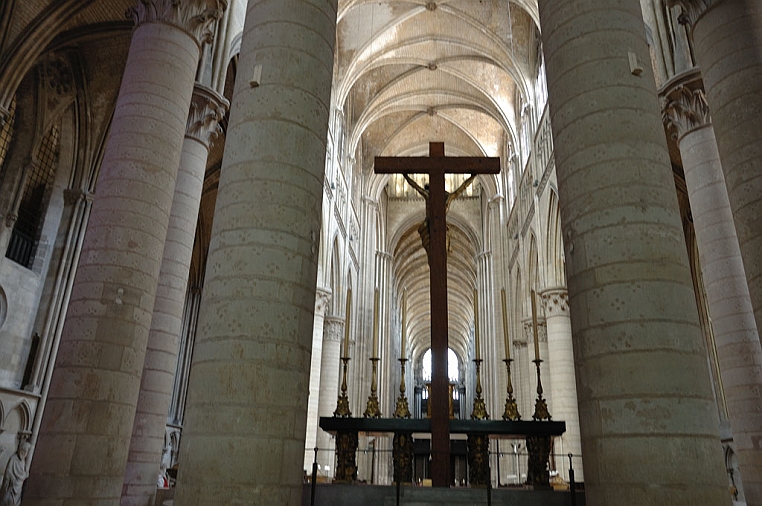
top-left (121, 84), bottom-right (227, 506)
top-left (663, 80), bottom-right (762, 504)
top-left (172, 1), bottom-right (337, 504)
top-left (672, 0), bottom-right (762, 339)
top-left (23, 2), bottom-right (224, 505)
top-left (535, 0), bottom-right (728, 503)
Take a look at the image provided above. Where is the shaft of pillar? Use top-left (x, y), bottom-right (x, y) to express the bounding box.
top-left (690, 1), bottom-right (762, 343)
top-left (316, 317), bottom-right (344, 476)
top-left (535, 0), bottom-right (728, 503)
top-left (172, 1), bottom-right (338, 504)
top-left (121, 84), bottom-right (224, 505)
top-left (24, 20), bottom-right (202, 506)
top-left (678, 124), bottom-right (762, 504)
top-left (541, 289), bottom-right (583, 483)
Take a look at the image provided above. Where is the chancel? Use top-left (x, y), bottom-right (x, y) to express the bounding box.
top-left (0, 1), bottom-right (760, 506)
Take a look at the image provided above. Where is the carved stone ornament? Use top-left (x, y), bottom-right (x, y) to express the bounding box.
top-left (662, 84), bottom-right (712, 141)
top-left (314, 287), bottom-right (332, 317)
top-left (666, 0), bottom-right (715, 28)
top-left (323, 316), bottom-right (344, 343)
top-left (540, 288), bottom-right (569, 316)
top-left (127, 0), bottom-right (228, 47)
top-left (63, 188), bottom-right (95, 206)
top-left (186, 83), bottom-right (229, 148)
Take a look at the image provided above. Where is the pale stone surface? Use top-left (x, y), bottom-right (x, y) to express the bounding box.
top-left (687, 0), bottom-right (762, 347)
top-left (670, 115), bottom-right (762, 505)
top-left (540, 288), bottom-right (583, 482)
top-left (22, 16), bottom-right (203, 505)
top-left (316, 316), bottom-right (343, 476)
top-left (120, 85), bottom-right (227, 506)
top-left (535, 0), bottom-right (729, 504)
top-left (303, 287), bottom-right (330, 470)
top-left (172, 1), bottom-right (337, 504)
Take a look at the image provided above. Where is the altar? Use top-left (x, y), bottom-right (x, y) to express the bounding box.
top-left (319, 417), bottom-right (565, 488)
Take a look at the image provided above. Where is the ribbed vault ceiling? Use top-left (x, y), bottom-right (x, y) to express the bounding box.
top-left (337, 0), bottom-right (538, 363)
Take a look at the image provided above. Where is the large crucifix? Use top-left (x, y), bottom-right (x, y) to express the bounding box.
top-left (375, 142), bottom-right (500, 487)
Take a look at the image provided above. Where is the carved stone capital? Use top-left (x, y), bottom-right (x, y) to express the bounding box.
top-left (315, 287), bottom-right (332, 316)
top-left (323, 316), bottom-right (345, 343)
top-left (662, 84), bottom-right (711, 141)
top-left (522, 317), bottom-right (547, 343)
top-left (540, 288), bottom-right (569, 316)
top-left (186, 83), bottom-right (228, 148)
top-left (127, 0), bottom-right (227, 47)
top-left (666, 0), bottom-right (715, 28)
top-left (63, 188), bottom-right (95, 206)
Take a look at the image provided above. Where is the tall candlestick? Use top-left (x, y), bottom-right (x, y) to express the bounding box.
top-left (372, 288), bottom-right (379, 358)
top-left (343, 288), bottom-right (352, 358)
top-left (531, 289), bottom-right (540, 360)
top-left (501, 288), bottom-right (510, 360)
top-left (474, 288), bottom-right (480, 360)
top-left (401, 288), bottom-right (407, 358)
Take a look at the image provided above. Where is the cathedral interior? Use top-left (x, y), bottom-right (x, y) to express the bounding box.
top-left (0, 0), bottom-right (760, 505)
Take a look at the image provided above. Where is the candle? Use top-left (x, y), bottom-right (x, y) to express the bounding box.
top-left (474, 289), bottom-right (480, 360)
top-left (401, 288), bottom-right (407, 359)
top-left (531, 289), bottom-right (540, 360)
top-left (343, 288), bottom-right (351, 358)
top-left (501, 288), bottom-right (510, 360)
top-left (372, 288), bottom-right (379, 358)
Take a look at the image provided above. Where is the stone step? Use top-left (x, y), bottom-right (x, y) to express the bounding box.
top-left (304, 483), bottom-right (584, 506)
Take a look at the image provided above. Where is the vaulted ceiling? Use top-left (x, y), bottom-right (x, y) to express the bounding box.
top-left (335, 0), bottom-right (540, 363)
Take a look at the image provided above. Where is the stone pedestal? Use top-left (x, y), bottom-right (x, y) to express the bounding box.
top-left (535, 0), bottom-right (729, 503)
top-left (172, 1), bottom-right (337, 504)
top-left (121, 84), bottom-right (227, 506)
top-left (663, 79), bottom-right (762, 505)
top-left (24, 2), bottom-right (223, 504)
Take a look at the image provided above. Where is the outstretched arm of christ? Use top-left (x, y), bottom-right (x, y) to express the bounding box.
top-left (445, 174), bottom-right (476, 211)
top-left (402, 174), bottom-right (428, 198)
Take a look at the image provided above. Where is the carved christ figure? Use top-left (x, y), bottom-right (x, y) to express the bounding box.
top-left (402, 173), bottom-right (477, 256)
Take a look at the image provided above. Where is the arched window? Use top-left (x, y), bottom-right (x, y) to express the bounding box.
top-left (6, 122), bottom-right (60, 268)
top-left (421, 348), bottom-right (459, 383)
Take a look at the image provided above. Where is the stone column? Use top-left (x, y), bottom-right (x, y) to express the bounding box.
top-left (669, 0), bottom-right (762, 341)
top-left (663, 81), bottom-right (762, 504)
top-left (172, 1), bottom-right (337, 504)
top-left (23, 2), bottom-right (224, 505)
top-left (121, 84), bottom-right (228, 506)
top-left (540, 288), bottom-right (583, 482)
top-left (316, 316), bottom-right (344, 477)
top-left (535, 0), bottom-right (728, 503)
top-left (304, 287), bottom-right (331, 470)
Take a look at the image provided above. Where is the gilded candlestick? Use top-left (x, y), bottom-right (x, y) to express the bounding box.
top-left (393, 358), bottom-right (411, 418)
top-left (470, 358), bottom-right (489, 420)
top-left (364, 357), bottom-right (382, 418)
top-left (502, 358), bottom-right (521, 421)
top-left (334, 357), bottom-right (352, 417)
top-left (532, 358), bottom-right (551, 421)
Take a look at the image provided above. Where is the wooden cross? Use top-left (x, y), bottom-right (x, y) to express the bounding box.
top-left (375, 142), bottom-right (500, 487)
